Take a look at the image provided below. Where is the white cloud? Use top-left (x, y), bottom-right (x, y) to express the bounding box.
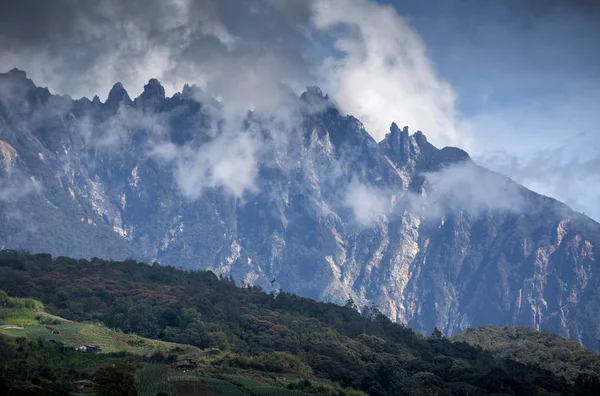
top-left (469, 90), bottom-right (600, 221)
top-left (170, 131), bottom-right (260, 199)
top-left (479, 149), bottom-right (600, 220)
top-left (311, 0), bottom-right (470, 148)
top-left (423, 161), bottom-right (525, 216)
top-left (343, 180), bottom-right (391, 226)
top-left (76, 104), bottom-right (171, 153)
top-left (0, 0), bottom-right (239, 101)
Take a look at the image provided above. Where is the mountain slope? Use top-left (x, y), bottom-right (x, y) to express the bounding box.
top-left (1, 69), bottom-right (600, 352)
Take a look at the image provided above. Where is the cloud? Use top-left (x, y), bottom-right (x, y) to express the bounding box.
top-left (0, 0), bottom-right (312, 101)
top-left (479, 149), bottom-right (600, 221)
top-left (5, 0), bottom-right (593, 216)
top-left (343, 179), bottom-right (392, 226)
top-left (341, 159), bottom-right (529, 227)
top-left (0, 0), bottom-right (470, 147)
top-left (467, 87), bottom-right (600, 221)
top-left (311, 0), bottom-right (469, 148)
top-left (0, 167), bottom-right (42, 225)
top-left (166, 130), bottom-right (260, 199)
top-left (0, 174), bottom-right (39, 203)
top-left (423, 161), bottom-right (525, 216)
top-left (78, 105), bottom-right (170, 151)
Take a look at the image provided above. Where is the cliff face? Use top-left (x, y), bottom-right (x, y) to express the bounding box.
top-left (1, 69), bottom-right (599, 351)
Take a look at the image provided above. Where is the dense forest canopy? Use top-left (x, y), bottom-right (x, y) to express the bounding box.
top-left (1, 250), bottom-right (600, 395)
top-left (454, 325), bottom-right (600, 382)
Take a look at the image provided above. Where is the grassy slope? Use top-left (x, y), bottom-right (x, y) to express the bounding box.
top-left (134, 364), bottom-right (366, 396)
top-left (0, 297), bottom-right (199, 357)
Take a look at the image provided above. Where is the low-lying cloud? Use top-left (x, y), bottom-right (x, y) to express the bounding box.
top-left (423, 162), bottom-right (526, 216)
top-left (480, 149), bottom-right (600, 220)
top-left (343, 161), bottom-right (527, 228)
top-left (160, 130), bottom-right (260, 199)
top-left (343, 180), bottom-right (392, 226)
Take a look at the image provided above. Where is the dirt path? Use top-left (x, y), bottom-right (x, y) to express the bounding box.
top-left (0, 325), bottom-right (24, 330)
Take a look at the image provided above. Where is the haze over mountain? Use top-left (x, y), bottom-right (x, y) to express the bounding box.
top-left (1, 68), bottom-right (600, 356)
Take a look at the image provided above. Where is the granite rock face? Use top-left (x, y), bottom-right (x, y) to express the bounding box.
top-left (1, 69), bottom-right (599, 351)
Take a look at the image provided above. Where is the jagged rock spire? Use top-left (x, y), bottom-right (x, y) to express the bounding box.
top-left (142, 79), bottom-right (165, 99)
top-left (380, 122), bottom-right (412, 165)
top-left (300, 86), bottom-right (331, 111)
top-left (105, 82), bottom-right (132, 108)
top-left (135, 78), bottom-right (165, 109)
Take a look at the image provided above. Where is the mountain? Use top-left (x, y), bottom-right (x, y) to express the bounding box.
top-left (2, 250), bottom-right (600, 396)
top-left (1, 68), bottom-right (600, 352)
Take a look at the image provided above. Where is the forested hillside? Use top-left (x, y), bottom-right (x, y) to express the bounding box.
top-left (454, 325), bottom-right (600, 382)
top-left (1, 250), bottom-right (600, 395)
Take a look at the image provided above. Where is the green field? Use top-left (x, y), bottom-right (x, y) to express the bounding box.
top-left (0, 295), bottom-right (199, 357)
top-left (135, 365), bottom-right (301, 396)
top-left (219, 375), bottom-right (308, 396)
top-left (133, 363), bottom-right (365, 396)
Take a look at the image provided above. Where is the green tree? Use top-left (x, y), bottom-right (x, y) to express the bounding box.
top-left (0, 290), bottom-right (8, 308)
top-left (0, 336), bottom-right (15, 393)
top-left (575, 372), bottom-right (600, 396)
top-left (344, 298), bottom-right (358, 311)
top-left (94, 362), bottom-right (138, 396)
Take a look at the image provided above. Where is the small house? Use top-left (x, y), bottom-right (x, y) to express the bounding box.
top-left (171, 359), bottom-right (198, 370)
top-left (75, 345), bottom-right (102, 353)
top-left (71, 379), bottom-right (93, 392)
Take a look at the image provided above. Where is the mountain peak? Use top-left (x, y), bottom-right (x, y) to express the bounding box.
top-left (105, 82), bottom-right (132, 108)
top-left (427, 146), bottom-right (472, 170)
top-left (379, 122), bottom-right (412, 165)
top-left (181, 83), bottom-right (195, 98)
top-left (305, 86), bottom-right (326, 98)
top-left (0, 68), bottom-right (36, 90)
top-left (301, 86), bottom-right (330, 109)
top-left (389, 122), bottom-right (409, 137)
top-left (0, 68), bottom-right (51, 107)
top-left (5, 68), bottom-right (28, 80)
top-left (134, 78), bottom-right (165, 109)
top-left (142, 78), bottom-right (165, 99)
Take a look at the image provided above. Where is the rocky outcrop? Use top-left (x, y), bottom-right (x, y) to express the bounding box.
top-left (0, 140), bottom-right (17, 173)
top-left (1, 69), bottom-right (600, 352)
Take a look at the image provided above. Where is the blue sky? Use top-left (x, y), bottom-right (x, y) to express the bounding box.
top-left (383, 0), bottom-right (600, 219)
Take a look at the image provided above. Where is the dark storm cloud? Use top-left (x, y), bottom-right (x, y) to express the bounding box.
top-left (0, 0), bottom-right (315, 99)
top-left (1, 0), bottom-right (598, 217)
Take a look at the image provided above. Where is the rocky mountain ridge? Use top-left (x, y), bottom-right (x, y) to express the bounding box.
top-left (1, 68), bottom-right (599, 352)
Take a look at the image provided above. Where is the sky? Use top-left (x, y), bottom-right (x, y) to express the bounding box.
top-left (0, 0), bottom-right (599, 220)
